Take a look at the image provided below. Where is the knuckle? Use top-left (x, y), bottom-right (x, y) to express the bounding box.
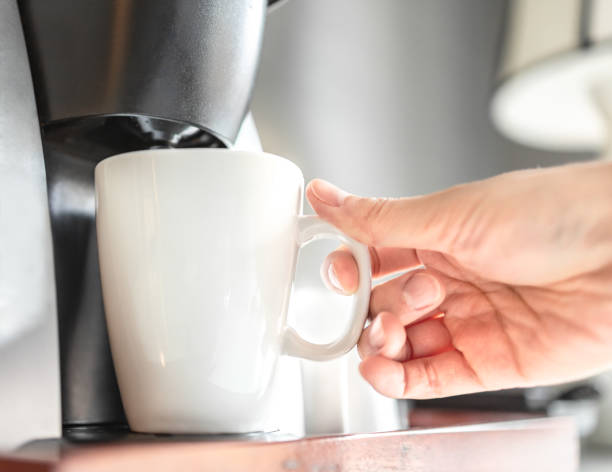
top-left (440, 187), bottom-right (487, 255)
top-left (368, 246), bottom-right (381, 277)
top-left (369, 284), bottom-right (386, 317)
top-left (357, 329), bottom-right (375, 359)
top-left (422, 358), bottom-right (442, 396)
top-left (356, 339), bottom-right (366, 360)
top-left (404, 358), bottom-right (442, 398)
top-left (349, 197), bottom-right (392, 247)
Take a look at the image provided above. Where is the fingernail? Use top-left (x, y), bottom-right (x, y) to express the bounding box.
top-left (369, 316), bottom-right (385, 350)
top-left (403, 273), bottom-right (440, 310)
top-left (311, 179), bottom-right (349, 207)
top-left (327, 264), bottom-right (343, 292)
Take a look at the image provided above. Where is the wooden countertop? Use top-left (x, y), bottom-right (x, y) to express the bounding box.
top-left (0, 410), bottom-right (578, 472)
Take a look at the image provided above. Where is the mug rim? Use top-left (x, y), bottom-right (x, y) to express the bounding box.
top-left (94, 148), bottom-right (304, 182)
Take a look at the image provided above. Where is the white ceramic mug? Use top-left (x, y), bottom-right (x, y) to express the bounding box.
top-left (95, 149), bottom-right (371, 434)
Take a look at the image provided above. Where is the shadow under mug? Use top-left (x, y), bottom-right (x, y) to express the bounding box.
top-left (94, 149), bottom-right (371, 434)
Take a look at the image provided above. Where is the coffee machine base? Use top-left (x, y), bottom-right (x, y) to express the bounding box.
top-left (4, 411), bottom-right (577, 472)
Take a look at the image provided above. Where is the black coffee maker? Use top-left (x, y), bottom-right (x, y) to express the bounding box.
top-left (16, 0), bottom-right (281, 440)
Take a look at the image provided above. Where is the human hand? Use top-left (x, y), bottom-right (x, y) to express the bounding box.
top-left (306, 162), bottom-right (612, 399)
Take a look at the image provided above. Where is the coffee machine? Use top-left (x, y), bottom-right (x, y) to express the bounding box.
top-left (0, 0), bottom-right (284, 449)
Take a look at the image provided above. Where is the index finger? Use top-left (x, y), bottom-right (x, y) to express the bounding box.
top-left (322, 246), bottom-right (423, 294)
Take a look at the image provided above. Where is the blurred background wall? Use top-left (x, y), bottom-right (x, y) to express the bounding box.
top-left (253, 0), bottom-right (591, 200)
top-left (251, 0), bottom-right (592, 284)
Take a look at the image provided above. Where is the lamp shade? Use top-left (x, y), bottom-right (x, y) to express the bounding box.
top-left (490, 0), bottom-right (612, 153)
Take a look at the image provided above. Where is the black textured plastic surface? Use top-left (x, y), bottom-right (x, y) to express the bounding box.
top-left (19, 0), bottom-right (267, 145)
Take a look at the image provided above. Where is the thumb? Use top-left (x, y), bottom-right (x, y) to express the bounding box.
top-left (306, 179), bottom-right (463, 251)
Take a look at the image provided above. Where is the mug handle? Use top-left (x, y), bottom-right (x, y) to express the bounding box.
top-left (282, 215), bottom-right (371, 361)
